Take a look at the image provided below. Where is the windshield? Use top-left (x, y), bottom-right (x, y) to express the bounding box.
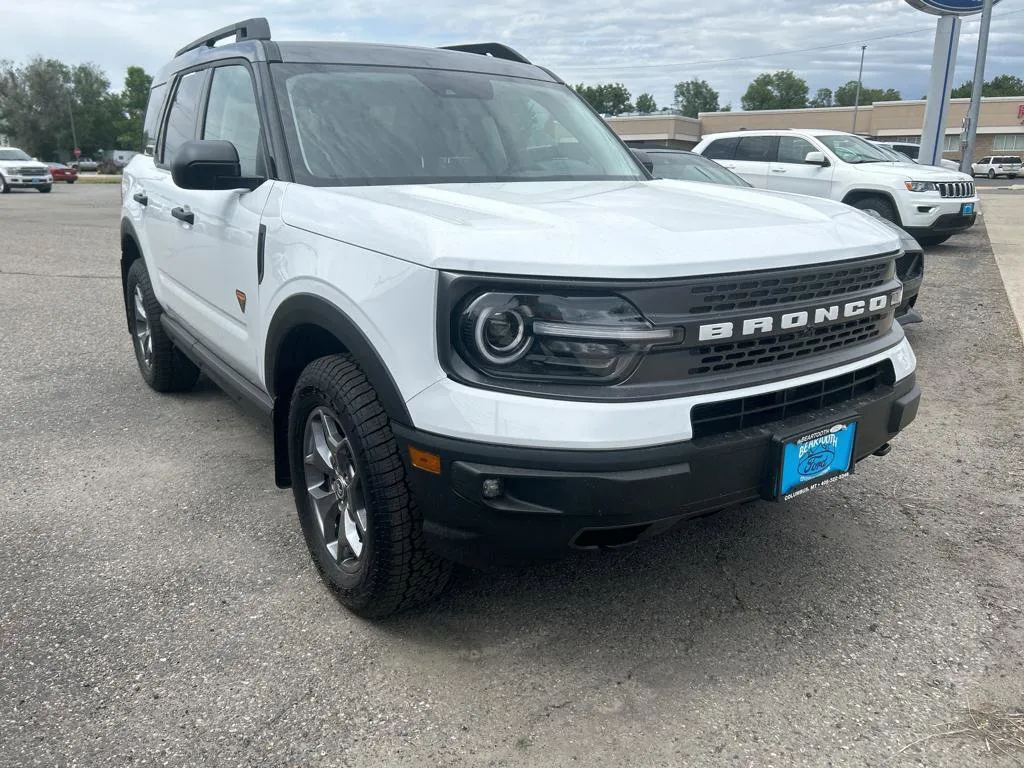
top-left (873, 144), bottom-right (913, 164)
top-left (649, 152), bottom-right (751, 187)
top-left (271, 64), bottom-right (645, 186)
top-left (815, 135), bottom-right (891, 164)
top-left (0, 148), bottom-right (32, 161)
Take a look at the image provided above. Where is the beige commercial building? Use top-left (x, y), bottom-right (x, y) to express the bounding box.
top-left (608, 96), bottom-right (1024, 162)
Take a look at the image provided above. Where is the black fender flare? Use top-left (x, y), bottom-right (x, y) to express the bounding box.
top-left (263, 293), bottom-right (412, 426)
top-left (119, 218), bottom-right (144, 331)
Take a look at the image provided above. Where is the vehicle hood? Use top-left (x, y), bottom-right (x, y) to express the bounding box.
top-left (844, 161), bottom-right (973, 183)
top-left (0, 159), bottom-right (46, 169)
top-left (280, 179), bottom-right (901, 279)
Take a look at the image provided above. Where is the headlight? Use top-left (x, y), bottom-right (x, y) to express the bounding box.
top-left (904, 181), bottom-right (938, 192)
top-left (456, 292), bottom-right (678, 384)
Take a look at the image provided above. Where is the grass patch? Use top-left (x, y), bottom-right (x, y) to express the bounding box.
top-left (76, 175), bottom-right (122, 184)
top-left (893, 704), bottom-right (1024, 762)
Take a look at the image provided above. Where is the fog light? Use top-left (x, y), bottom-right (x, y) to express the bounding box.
top-left (482, 478), bottom-right (504, 499)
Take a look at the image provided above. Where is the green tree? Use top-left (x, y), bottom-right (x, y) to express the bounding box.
top-left (573, 83), bottom-right (633, 115)
top-left (741, 71), bottom-right (809, 111)
top-left (673, 79), bottom-right (719, 118)
top-left (117, 66), bottom-right (153, 148)
top-left (833, 80), bottom-right (901, 107)
top-left (809, 87), bottom-right (834, 108)
top-left (951, 74), bottom-right (1024, 98)
top-left (635, 92), bottom-right (657, 114)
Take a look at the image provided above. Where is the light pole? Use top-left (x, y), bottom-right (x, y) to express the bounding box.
top-left (851, 45), bottom-right (867, 134)
top-left (67, 91), bottom-right (78, 155)
top-left (960, 0), bottom-right (995, 173)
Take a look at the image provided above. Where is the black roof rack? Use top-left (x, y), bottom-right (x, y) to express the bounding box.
top-left (175, 17), bottom-right (272, 58)
top-left (439, 43), bottom-right (531, 65)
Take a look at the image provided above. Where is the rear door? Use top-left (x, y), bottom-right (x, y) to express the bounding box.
top-left (727, 135), bottom-right (778, 189)
top-left (768, 135), bottom-right (833, 198)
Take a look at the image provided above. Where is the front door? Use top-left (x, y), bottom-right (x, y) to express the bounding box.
top-left (768, 135), bottom-right (834, 198)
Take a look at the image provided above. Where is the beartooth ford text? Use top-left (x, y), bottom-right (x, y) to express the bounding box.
top-left (697, 290), bottom-right (898, 341)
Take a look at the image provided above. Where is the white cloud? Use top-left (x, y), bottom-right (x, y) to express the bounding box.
top-left (3, 0), bottom-right (1022, 107)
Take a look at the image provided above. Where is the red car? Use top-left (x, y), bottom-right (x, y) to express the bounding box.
top-left (46, 162), bottom-right (78, 183)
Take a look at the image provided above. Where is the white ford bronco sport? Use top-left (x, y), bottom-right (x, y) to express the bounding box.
top-left (120, 19), bottom-right (921, 616)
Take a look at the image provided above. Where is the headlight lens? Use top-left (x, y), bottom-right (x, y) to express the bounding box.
top-left (905, 181), bottom-right (938, 192)
top-left (457, 292), bottom-right (678, 384)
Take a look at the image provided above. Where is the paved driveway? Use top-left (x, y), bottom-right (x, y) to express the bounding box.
top-left (2, 184), bottom-right (1022, 767)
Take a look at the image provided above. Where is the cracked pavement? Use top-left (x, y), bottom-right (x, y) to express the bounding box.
top-left (2, 184), bottom-right (1023, 767)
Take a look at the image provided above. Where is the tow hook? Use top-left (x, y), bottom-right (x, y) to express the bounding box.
top-left (873, 442), bottom-right (892, 457)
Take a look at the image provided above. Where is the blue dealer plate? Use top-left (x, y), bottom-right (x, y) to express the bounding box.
top-left (777, 421), bottom-right (857, 500)
top-left (961, 202), bottom-right (975, 216)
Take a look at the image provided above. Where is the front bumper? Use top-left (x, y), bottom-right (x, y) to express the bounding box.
top-left (900, 195), bottom-right (978, 237)
top-left (396, 371), bottom-right (920, 566)
top-left (4, 176), bottom-right (52, 188)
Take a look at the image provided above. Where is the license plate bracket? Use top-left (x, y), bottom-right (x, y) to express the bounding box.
top-left (770, 418), bottom-right (858, 501)
top-left (960, 202), bottom-right (975, 216)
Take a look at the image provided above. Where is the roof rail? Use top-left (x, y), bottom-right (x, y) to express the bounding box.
top-left (439, 43), bottom-right (531, 65)
top-left (175, 17), bottom-right (272, 58)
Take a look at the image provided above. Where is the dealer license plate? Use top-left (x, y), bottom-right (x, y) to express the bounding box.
top-left (961, 202), bottom-right (975, 216)
top-left (775, 420), bottom-right (857, 501)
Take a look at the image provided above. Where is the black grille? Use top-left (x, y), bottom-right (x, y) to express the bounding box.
top-left (896, 251), bottom-right (923, 281)
top-left (686, 260), bottom-right (891, 315)
top-left (937, 181), bottom-right (974, 198)
top-left (690, 362), bottom-right (891, 438)
top-left (688, 314), bottom-right (888, 376)
top-left (18, 166), bottom-right (48, 176)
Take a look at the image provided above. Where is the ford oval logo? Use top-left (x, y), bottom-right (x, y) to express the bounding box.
top-left (904, 0), bottom-right (1001, 16)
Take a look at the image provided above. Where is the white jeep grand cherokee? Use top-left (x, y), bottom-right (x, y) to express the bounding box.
top-left (120, 19), bottom-right (920, 616)
top-left (694, 129), bottom-right (979, 247)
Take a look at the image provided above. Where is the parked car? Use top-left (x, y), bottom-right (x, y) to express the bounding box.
top-left (970, 155), bottom-right (1021, 179)
top-left (631, 147), bottom-right (752, 186)
top-left (0, 147), bottom-right (53, 193)
top-left (70, 157), bottom-right (98, 172)
top-left (46, 162), bottom-right (78, 183)
top-left (634, 148), bottom-right (922, 324)
top-left (694, 129), bottom-right (978, 246)
top-left (121, 18), bottom-right (920, 616)
top-left (872, 140), bottom-right (960, 172)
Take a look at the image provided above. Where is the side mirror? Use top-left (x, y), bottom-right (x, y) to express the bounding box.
top-left (632, 149), bottom-right (655, 174)
top-left (804, 151), bottom-right (830, 167)
top-left (171, 139), bottom-right (260, 191)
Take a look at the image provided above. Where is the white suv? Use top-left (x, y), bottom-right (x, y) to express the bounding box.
top-left (120, 19), bottom-right (920, 616)
top-left (971, 155), bottom-right (1021, 179)
top-left (0, 147), bottom-right (53, 193)
top-left (694, 129), bottom-right (978, 246)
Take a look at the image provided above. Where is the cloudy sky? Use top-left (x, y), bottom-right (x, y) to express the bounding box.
top-left (5, 0), bottom-right (1023, 108)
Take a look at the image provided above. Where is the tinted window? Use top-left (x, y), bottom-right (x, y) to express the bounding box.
top-left (142, 83), bottom-right (167, 156)
top-left (997, 156), bottom-right (1020, 164)
top-left (702, 137), bottom-right (739, 160)
top-left (203, 65), bottom-right (262, 177)
top-left (649, 152), bottom-right (751, 187)
top-left (161, 70), bottom-right (205, 166)
top-left (777, 136), bottom-right (816, 164)
top-left (978, 157), bottom-right (991, 164)
top-left (894, 144), bottom-right (920, 160)
top-left (734, 136), bottom-right (778, 162)
top-left (272, 64), bottom-right (643, 186)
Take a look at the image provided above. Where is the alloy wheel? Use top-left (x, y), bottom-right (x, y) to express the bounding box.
top-left (132, 285), bottom-right (153, 368)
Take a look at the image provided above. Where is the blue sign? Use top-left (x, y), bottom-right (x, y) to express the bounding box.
top-left (905, 0), bottom-right (1001, 16)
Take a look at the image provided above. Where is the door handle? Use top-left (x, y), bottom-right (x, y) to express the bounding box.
top-left (133, 191), bottom-right (148, 206)
top-left (771, 169), bottom-right (787, 173)
top-left (171, 206), bottom-right (195, 225)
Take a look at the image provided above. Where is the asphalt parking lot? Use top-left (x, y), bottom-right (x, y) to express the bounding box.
top-left (2, 184), bottom-right (1023, 767)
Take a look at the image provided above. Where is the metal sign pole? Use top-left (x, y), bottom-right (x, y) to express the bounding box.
top-left (919, 14), bottom-right (962, 167)
top-left (851, 45), bottom-right (867, 134)
top-left (959, 0), bottom-right (995, 173)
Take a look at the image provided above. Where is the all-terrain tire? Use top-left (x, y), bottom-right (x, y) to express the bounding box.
top-left (851, 196), bottom-right (898, 224)
top-left (125, 258), bottom-right (199, 393)
top-left (289, 354), bottom-right (451, 617)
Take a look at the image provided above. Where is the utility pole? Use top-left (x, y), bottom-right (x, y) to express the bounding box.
top-left (960, 0), bottom-right (995, 174)
top-left (67, 91), bottom-right (78, 153)
top-left (851, 45), bottom-right (867, 134)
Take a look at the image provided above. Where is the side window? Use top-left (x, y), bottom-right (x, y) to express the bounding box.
top-left (160, 70), bottom-right (206, 167)
top-left (141, 83), bottom-right (168, 156)
top-left (703, 137), bottom-right (739, 160)
top-left (778, 136), bottom-right (816, 164)
top-left (202, 65), bottom-right (263, 177)
top-left (735, 135), bottom-right (778, 162)
top-left (980, 157), bottom-right (991, 164)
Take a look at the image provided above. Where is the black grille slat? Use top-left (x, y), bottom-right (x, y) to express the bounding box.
top-left (690, 362), bottom-right (891, 438)
top-left (687, 314), bottom-right (888, 376)
top-left (687, 261), bottom-right (891, 315)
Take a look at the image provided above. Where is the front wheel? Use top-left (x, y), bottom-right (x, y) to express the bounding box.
top-left (38, 185), bottom-right (52, 193)
top-left (0, 175), bottom-right (9, 194)
top-left (67, 179), bottom-right (76, 184)
top-left (852, 196), bottom-right (898, 224)
top-left (988, 169), bottom-right (996, 179)
top-left (289, 355), bottom-right (451, 617)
